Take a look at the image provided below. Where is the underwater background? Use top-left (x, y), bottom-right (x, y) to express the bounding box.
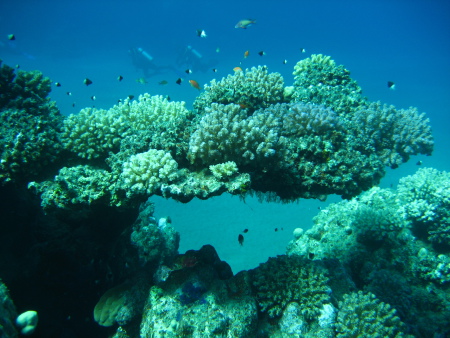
top-left (1, 0), bottom-right (450, 337)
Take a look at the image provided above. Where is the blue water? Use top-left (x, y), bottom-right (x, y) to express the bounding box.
top-left (1, 0), bottom-right (450, 335)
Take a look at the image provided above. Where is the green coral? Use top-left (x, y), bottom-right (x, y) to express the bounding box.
top-left (250, 255), bottom-right (330, 319)
top-left (336, 291), bottom-right (408, 338)
top-left (193, 66), bottom-right (285, 114)
top-left (292, 54), bottom-right (367, 114)
top-left (29, 165), bottom-right (115, 211)
top-left (61, 94), bottom-right (191, 160)
top-left (0, 63), bottom-right (62, 184)
top-left (397, 167), bottom-right (450, 246)
top-left (346, 102), bottom-right (433, 168)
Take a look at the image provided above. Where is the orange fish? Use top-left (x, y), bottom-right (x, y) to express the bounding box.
top-left (233, 67), bottom-right (243, 72)
top-left (189, 79), bottom-right (201, 90)
top-left (244, 50), bottom-right (249, 58)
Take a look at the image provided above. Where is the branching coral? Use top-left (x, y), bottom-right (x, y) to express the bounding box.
top-left (193, 66), bottom-right (285, 114)
top-left (292, 54), bottom-right (367, 114)
top-left (61, 94), bottom-right (191, 160)
top-left (346, 102), bottom-right (434, 168)
top-left (187, 103), bottom-right (283, 168)
top-left (397, 167), bottom-right (450, 246)
top-left (335, 291), bottom-right (408, 337)
top-left (0, 63), bottom-right (62, 184)
top-left (250, 255), bottom-right (330, 319)
top-left (121, 149), bottom-right (180, 196)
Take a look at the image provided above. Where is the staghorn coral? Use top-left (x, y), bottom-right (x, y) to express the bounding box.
top-left (346, 102), bottom-right (434, 168)
top-left (0, 63), bottom-right (62, 184)
top-left (250, 255), bottom-right (330, 319)
top-left (292, 54), bottom-right (367, 114)
top-left (335, 291), bottom-right (408, 338)
top-left (193, 66), bottom-right (285, 114)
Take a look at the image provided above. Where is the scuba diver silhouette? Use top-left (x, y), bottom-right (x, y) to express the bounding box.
top-left (176, 45), bottom-right (218, 73)
top-left (129, 47), bottom-right (176, 78)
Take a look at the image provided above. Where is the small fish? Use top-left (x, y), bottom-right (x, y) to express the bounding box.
top-left (243, 229), bottom-right (248, 233)
top-left (238, 234), bottom-right (244, 246)
top-left (283, 60), bottom-right (288, 64)
top-left (54, 82), bottom-right (61, 87)
top-left (212, 68), bottom-right (218, 73)
top-left (66, 92), bottom-right (72, 96)
top-left (258, 51), bottom-right (265, 56)
top-left (196, 29), bottom-right (207, 38)
top-left (128, 95), bottom-right (135, 100)
top-left (233, 66), bottom-right (243, 72)
top-left (387, 81), bottom-right (396, 90)
top-left (15, 64), bottom-right (20, 69)
top-left (244, 50), bottom-right (249, 58)
top-left (189, 79), bottom-right (201, 90)
top-left (274, 228), bottom-right (278, 232)
top-left (235, 19), bottom-right (256, 29)
top-left (158, 80), bottom-right (168, 85)
top-left (83, 78), bottom-right (93, 86)
top-left (136, 77), bottom-right (147, 84)
top-left (90, 95), bottom-right (96, 101)
top-left (176, 78), bottom-right (182, 85)
top-left (300, 48), bottom-right (306, 53)
top-left (8, 34), bottom-right (15, 41)
top-left (72, 103), bottom-right (76, 107)
top-left (185, 69), bottom-right (192, 74)
top-left (117, 75), bottom-right (123, 82)
top-left (216, 47), bottom-right (220, 53)
top-left (166, 95), bottom-right (171, 101)
top-left (416, 160), bottom-right (422, 165)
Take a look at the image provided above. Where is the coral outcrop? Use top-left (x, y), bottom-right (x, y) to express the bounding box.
top-left (287, 169), bottom-right (450, 337)
top-left (0, 63), bottom-right (62, 184)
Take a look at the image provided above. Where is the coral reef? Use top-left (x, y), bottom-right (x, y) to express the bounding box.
top-left (130, 201), bottom-right (180, 266)
top-left (61, 94), bottom-right (191, 160)
top-left (20, 55), bottom-right (432, 210)
top-left (287, 169), bottom-right (450, 337)
top-left (347, 102), bottom-right (434, 168)
top-left (335, 291), bottom-right (408, 337)
top-left (121, 149), bottom-right (180, 196)
top-left (292, 54), bottom-right (367, 114)
top-left (0, 63), bottom-right (62, 184)
top-left (250, 255), bottom-right (330, 319)
top-left (193, 65), bottom-right (285, 114)
top-left (187, 103), bottom-right (283, 168)
top-left (397, 167), bottom-right (450, 246)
